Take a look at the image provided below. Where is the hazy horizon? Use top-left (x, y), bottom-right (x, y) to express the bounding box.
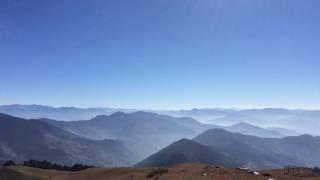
top-left (1, 103), bottom-right (320, 111)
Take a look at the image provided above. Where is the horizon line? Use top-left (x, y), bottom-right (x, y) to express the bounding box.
top-left (1, 103), bottom-right (320, 111)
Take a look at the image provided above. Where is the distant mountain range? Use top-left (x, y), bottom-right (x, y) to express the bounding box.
top-left (0, 104), bottom-right (301, 137)
top-left (163, 108), bottom-right (320, 135)
top-left (41, 113), bottom-right (299, 140)
top-left (38, 111), bottom-right (302, 158)
top-left (0, 107), bottom-right (318, 169)
top-left (0, 113), bottom-right (136, 167)
top-left (0, 104), bottom-right (316, 135)
top-left (0, 104), bottom-right (133, 121)
top-left (39, 111), bottom-right (217, 159)
top-left (223, 122), bottom-right (299, 138)
top-left (139, 129), bottom-right (320, 169)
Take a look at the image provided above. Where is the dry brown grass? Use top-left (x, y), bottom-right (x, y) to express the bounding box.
top-left (2, 164), bottom-right (320, 180)
top-left (0, 167), bottom-right (44, 180)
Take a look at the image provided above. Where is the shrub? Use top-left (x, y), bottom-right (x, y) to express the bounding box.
top-left (22, 160), bottom-right (94, 171)
top-left (147, 168), bottom-right (169, 178)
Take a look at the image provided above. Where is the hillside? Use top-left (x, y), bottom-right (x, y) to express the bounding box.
top-left (42, 111), bottom-right (215, 139)
top-left (194, 129), bottom-right (320, 168)
top-left (134, 127), bottom-right (320, 169)
top-left (136, 139), bottom-right (238, 168)
top-left (38, 111), bottom-right (311, 164)
top-left (0, 113), bottom-right (136, 166)
top-left (40, 111), bottom-right (217, 158)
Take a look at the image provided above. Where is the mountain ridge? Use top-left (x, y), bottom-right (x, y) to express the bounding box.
top-left (136, 138), bottom-right (239, 168)
top-left (0, 113), bottom-right (136, 166)
top-left (194, 129), bottom-right (320, 168)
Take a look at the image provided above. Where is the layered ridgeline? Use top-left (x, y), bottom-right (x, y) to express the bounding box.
top-left (0, 111), bottom-right (219, 165)
top-left (0, 104), bottom-right (130, 121)
top-left (194, 129), bottom-right (320, 167)
top-left (40, 111), bottom-right (218, 159)
top-left (1, 105), bottom-right (312, 135)
top-left (163, 108), bottom-right (320, 135)
top-left (1, 111), bottom-right (318, 169)
top-left (39, 111), bottom-right (297, 160)
top-left (39, 111), bottom-right (298, 142)
top-left (223, 122), bottom-right (299, 138)
top-left (0, 113), bottom-right (136, 167)
top-left (138, 129), bottom-right (320, 169)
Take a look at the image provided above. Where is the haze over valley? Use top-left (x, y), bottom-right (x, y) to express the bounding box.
top-left (1, 104), bottom-right (320, 170)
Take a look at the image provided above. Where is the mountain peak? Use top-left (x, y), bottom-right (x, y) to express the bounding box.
top-left (109, 111), bottom-right (126, 117)
top-left (231, 122), bottom-right (257, 128)
top-left (136, 138), bottom-right (238, 168)
top-left (91, 114), bottom-right (109, 120)
top-left (202, 128), bottom-right (231, 135)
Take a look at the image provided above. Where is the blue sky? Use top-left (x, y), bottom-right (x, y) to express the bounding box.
top-left (0, 0), bottom-right (319, 109)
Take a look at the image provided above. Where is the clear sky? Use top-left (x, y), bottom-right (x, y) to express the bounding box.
top-left (0, 0), bottom-right (319, 110)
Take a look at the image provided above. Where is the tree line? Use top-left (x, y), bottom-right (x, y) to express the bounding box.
top-left (1, 160), bottom-right (94, 171)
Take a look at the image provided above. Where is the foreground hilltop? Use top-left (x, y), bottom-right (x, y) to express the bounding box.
top-left (136, 139), bottom-right (239, 168)
top-left (1, 164), bottom-right (319, 180)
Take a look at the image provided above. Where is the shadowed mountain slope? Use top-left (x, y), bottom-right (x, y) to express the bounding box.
top-left (40, 111), bottom-right (217, 159)
top-left (0, 113), bottom-right (136, 166)
top-left (194, 129), bottom-right (320, 168)
top-left (136, 138), bottom-right (239, 168)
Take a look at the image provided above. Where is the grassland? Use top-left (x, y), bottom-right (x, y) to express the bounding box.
top-left (1, 164), bottom-right (319, 180)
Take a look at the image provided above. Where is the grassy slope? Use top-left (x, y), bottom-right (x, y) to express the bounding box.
top-left (3, 164), bottom-right (319, 180)
top-left (0, 167), bottom-right (44, 180)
